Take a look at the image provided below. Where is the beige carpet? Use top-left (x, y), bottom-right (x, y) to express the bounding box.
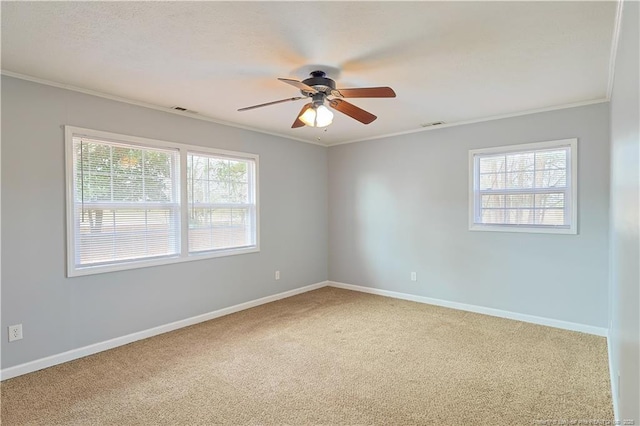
top-left (1, 287), bottom-right (613, 425)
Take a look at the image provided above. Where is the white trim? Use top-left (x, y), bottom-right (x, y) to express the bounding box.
top-left (607, 332), bottom-right (620, 422)
top-left (468, 138), bottom-right (578, 235)
top-left (327, 99), bottom-right (609, 147)
top-left (65, 126), bottom-right (261, 277)
top-left (68, 248), bottom-right (262, 278)
top-left (468, 224), bottom-right (576, 235)
top-left (0, 281), bottom-right (329, 381)
top-left (605, 4), bottom-right (622, 418)
top-left (2, 70), bottom-right (609, 148)
top-left (179, 146), bottom-right (189, 259)
top-left (1, 280), bottom-right (609, 381)
top-left (0, 70), bottom-right (324, 147)
top-left (64, 126), bottom-right (76, 277)
top-left (66, 125), bottom-right (260, 160)
top-left (606, 0), bottom-right (624, 100)
top-left (328, 281), bottom-right (608, 337)
top-left (468, 138), bottom-right (577, 156)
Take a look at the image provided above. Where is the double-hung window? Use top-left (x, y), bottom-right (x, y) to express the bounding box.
top-left (469, 138), bottom-right (577, 234)
top-left (187, 152), bottom-right (257, 253)
top-left (66, 126), bottom-right (259, 276)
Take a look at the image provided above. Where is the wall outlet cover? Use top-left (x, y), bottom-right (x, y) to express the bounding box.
top-left (8, 324), bottom-right (23, 342)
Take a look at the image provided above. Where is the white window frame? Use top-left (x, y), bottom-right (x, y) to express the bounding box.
top-left (468, 138), bottom-right (578, 235)
top-left (65, 126), bottom-right (260, 277)
top-left (186, 150), bottom-right (258, 257)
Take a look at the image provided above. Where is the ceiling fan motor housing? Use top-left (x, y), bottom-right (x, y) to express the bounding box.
top-left (301, 71), bottom-right (336, 95)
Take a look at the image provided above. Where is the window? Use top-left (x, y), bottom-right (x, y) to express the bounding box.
top-left (66, 126), bottom-right (259, 276)
top-left (469, 138), bottom-right (577, 234)
top-left (187, 152), bottom-right (257, 253)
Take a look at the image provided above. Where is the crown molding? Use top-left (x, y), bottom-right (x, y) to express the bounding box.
top-left (2, 70), bottom-right (610, 149)
top-left (328, 98), bottom-right (609, 147)
top-left (0, 70), bottom-right (326, 147)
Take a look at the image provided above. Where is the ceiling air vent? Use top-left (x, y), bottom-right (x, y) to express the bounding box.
top-left (170, 106), bottom-right (198, 114)
top-left (421, 121), bottom-right (445, 128)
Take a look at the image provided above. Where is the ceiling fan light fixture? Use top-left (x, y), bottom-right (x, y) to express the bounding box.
top-left (315, 105), bottom-right (334, 127)
top-left (300, 104), bottom-right (333, 128)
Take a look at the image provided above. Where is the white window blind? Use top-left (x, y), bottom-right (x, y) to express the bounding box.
top-left (71, 137), bottom-right (180, 268)
top-left (66, 126), bottom-right (260, 276)
top-left (469, 139), bottom-right (577, 234)
top-left (187, 153), bottom-right (256, 253)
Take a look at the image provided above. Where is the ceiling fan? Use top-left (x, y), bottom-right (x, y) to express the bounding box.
top-left (237, 71), bottom-right (396, 128)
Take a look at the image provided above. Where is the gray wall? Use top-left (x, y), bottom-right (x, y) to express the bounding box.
top-left (329, 103), bottom-right (610, 327)
top-left (608, 0), bottom-right (639, 420)
top-left (1, 76), bottom-right (328, 369)
top-left (0, 72), bottom-right (618, 375)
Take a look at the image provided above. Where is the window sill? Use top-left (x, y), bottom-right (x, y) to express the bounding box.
top-left (68, 246), bottom-right (260, 277)
top-left (469, 223), bottom-right (577, 235)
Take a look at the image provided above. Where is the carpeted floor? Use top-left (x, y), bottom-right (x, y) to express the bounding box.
top-left (1, 287), bottom-right (613, 425)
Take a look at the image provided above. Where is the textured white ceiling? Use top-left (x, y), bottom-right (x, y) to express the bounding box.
top-left (1, 1), bottom-right (616, 146)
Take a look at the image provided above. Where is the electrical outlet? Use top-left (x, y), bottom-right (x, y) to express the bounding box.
top-left (411, 272), bottom-right (417, 281)
top-left (8, 324), bottom-right (23, 342)
top-left (275, 270), bottom-right (280, 280)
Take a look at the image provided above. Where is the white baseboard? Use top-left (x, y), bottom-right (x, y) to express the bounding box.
top-left (607, 331), bottom-right (620, 421)
top-left (328, 281), bottom-right (608, 337)
top-left (0, 281), bottom-right (328, 381)
top-left (2, 280), bottom-right (609, 382)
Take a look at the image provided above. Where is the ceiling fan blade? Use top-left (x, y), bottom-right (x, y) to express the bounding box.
top-left (278, 78), bottom-right (318, 94)
top-left (292, 103), bottom-right (312, 128)
top-left (327, 99), bottom-right (377, 125)
top-left (238, 96), bottom-right (306, 112)
top-left (332, 87), bottom-right (396, 98)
